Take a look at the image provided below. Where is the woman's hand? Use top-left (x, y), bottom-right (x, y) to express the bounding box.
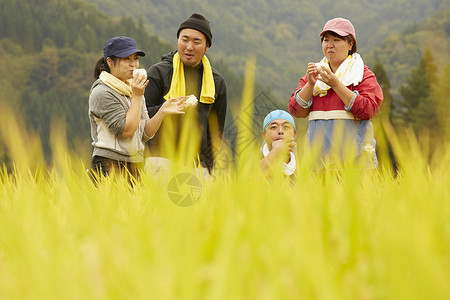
top-left (316, 66), bottom-right (339, 88)
top-left (130, 73), bottom-right (148, 98)
top-left (144, 96), bottom-right (185, 138)
top-left (160, 96), bottom-right (186, 115)
top-left (121, 73), bottom-right (148, 138)
top-left (306, 62), bottom-right (320, 85)
top-left (317, 66), bottom-right (355, 107)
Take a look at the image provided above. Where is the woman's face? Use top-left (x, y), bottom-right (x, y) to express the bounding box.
top-left (108, 53), bottom-right (140, 82)
top-left (321, 32), bottom-right (353, 67)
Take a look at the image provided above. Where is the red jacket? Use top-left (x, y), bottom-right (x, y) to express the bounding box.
top-left (289, 65), bottom-right (383, 120)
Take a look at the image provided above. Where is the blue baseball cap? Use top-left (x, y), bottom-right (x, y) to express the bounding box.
top-left (263, 110), bottom-right (296, 131)
top-left (103, 36), bottom-right (145, 59)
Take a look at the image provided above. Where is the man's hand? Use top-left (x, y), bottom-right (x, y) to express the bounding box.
top-left (271, 138), bottom-right (297, 156)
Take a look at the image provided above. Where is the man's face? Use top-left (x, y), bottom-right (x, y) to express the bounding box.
top-left (262, 119), bottom-right (297, 151)
top-left (177, 28), bottom-right (209, 67)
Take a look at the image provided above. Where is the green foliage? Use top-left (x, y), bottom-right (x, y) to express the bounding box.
top-left (0, 0), bottom-right (256, 163)
top-left (1, 0), bottom-right (450, 164)
top-left (0, 0), bottom-right (176, 68)
top-left (431, 63), bottom-right (450, 140)
top-left (396, 50), bottom-right (440, 137)
top-left (372, 60), bottom-right (393, 121)
top-left (367, 6), bottom-right (450, 99)
top-left (20, 45), bottom-right (94, 160)
top-left (84, 0), bottom-right (450, 101)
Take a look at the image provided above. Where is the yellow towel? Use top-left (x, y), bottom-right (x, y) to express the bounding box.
top-left (99, 71), bottom-right (132, 97)
top-left (164, 52), bottom-right (215, 104)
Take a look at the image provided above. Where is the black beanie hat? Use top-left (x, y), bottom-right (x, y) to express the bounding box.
top-left (177, 13), bottom-right (212, 47)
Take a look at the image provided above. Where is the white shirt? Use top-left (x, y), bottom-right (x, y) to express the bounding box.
top-left (261, 143), bottom-right (296, 176)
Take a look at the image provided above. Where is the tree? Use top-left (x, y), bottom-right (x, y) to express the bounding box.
top-left (397, 49), bottom-right (440, 133)
top-left (371, 60), bottom-right (398, 173)
top-left (372, 59), bottom-right (393, 121)
top-left (431, 64), bottom-right (450, 140)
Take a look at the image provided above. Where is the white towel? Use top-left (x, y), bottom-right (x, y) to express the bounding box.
top-left (313, 53), bottom-right (364, 97)
top-left (261, 143), bottom-right (296, 176)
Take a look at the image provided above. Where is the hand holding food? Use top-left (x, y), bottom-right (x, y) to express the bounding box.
top-left (183, 95), bottom-right (198, 108)
top-left (133, 68), bottom-right (147, 79)
top-left (315, 62), bottom-right (330, 73)
top-left (131, 69), bottom-right (148, 97)
top-left (315, 62), bottom-right (331, 81)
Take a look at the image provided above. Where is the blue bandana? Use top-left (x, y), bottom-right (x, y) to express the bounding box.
top-left (263, 110), bottom-right (296, 131)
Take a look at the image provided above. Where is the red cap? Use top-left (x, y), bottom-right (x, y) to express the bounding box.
top-left (319, 18), bottom-right (355, 39)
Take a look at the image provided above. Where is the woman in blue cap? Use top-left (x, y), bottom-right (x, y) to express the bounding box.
top-left (88, 36), bottom-right (185, 180)
top-left (260, 110), bottom-right (297, 178)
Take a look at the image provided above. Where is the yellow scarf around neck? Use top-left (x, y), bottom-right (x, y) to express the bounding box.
top-left (164, 52), bottom-right (215, 104)
top-left (99, 71), bottom-right (132, 98)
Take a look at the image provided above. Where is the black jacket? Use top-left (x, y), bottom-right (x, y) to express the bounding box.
top-left (144, 51), bottom-right (227, 172)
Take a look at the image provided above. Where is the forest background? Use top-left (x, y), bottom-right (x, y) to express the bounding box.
top-left (1, 0), bottom-right (449, 165)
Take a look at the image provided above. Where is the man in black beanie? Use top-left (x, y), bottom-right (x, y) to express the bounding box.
top-left (144, 13), bottom-right (227, 177)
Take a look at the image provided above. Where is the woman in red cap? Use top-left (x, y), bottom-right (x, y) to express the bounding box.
top-left (288, 18), bottom-right (383, 171)
top-left (88, 36), bottom-right (185, 181)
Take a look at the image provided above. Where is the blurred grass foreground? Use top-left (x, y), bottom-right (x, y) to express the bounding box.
top-left (1, 63), bottom-right (450, 299)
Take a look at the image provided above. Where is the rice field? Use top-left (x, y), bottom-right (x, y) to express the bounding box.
top-left (0, 66), bottom-right (449, 299)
